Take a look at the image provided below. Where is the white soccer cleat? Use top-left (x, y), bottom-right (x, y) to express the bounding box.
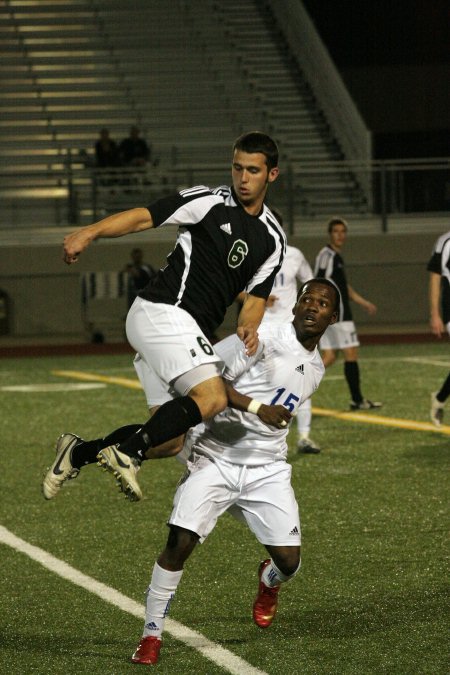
top-left (97, 445), bottom-right (142, 502)
top-left (350, 399), bottom-right (383, 411)
top-left (430, 392), bottom-right (444, 427)
top-left (42, 433), bottom-right (81, 500)
top-left (297, 437), bottom-right (321, 454)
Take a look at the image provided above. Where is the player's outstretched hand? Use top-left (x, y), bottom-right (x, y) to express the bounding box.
top-left (258, 404), bottom-right (292, 428)
top-left (237, 325), bottom-right (259, 356)
top-left (364, 301), bottom-right (377, 316)
top-left (430, 314), bottom-right (444, 338)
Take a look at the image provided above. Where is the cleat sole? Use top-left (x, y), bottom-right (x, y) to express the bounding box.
top-left (96, 449), bottom-right (142, 501)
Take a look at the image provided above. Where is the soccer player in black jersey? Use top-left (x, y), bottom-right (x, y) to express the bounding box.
top-left (314, 217), bottom-right (382, 411)
top-left (427, 230), bottom-right (450, 426)
top-left (43, 132), bottom-right (286, 501)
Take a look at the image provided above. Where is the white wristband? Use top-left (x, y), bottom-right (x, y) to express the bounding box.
top-left (247, 399), bottom-right (262, 415)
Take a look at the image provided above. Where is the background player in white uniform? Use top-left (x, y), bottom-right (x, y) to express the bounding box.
top-left (315, 217), bottom-right (382, 411)
top-left (44, 132), bottom-right (285, 502)
top-left (427, 230), bottom-right (450, 425)
top-left (260, 242), bottom-right (323, 453)
top-left (130, 279), bottom-right (339, 666)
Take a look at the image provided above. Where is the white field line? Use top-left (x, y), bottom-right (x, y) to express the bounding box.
top-left (359, 356), bottom-right (449, 367)
top-left (400, 357), bottom-right (450, 368)
top-left (1, 383), bottom-right (106, 392)
top-left (0, 525), bottom-right (267, 675)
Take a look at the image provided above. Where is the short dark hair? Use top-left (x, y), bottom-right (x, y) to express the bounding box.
top-left (297, 278), bottom-right (340, 315)
top-left (327, 217), bottom-right (348, 234)
top-left (233, 131), bottom-right (279, 170)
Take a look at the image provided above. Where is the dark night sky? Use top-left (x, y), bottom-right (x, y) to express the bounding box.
top-left (302, 0), bottom-right (449, 68)
top-left (302, 0), bottom-right (450, 157)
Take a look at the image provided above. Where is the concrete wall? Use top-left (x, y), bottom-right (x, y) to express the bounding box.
top-left (0, 231), bottom-right (438, 342)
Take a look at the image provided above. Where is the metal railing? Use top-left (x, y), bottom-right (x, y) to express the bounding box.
top-left (0, 157), bottom-right (448, 235)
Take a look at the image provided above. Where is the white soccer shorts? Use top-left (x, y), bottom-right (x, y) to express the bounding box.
top-left (319, 320), bottom-right (360, 350)
top-left (169, 453), bottom-right (301, 547)
top-left (126, 298), bottom-right (222, 407)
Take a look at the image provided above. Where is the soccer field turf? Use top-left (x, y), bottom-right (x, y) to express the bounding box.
top-left (1, 343), bottom-right (448, 674)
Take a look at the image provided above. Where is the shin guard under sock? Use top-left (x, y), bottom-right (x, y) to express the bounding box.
top-left (143, 563), bottom-right (183, 639)
top-left (437, 372), bottom-right (450, 403)
top-left (296, 398), bottom-right (312, 437)
top-left (261, 559), bottom-right (301, 587)
top-left (119, 396), bottom-right (202, 461)
top-left (344, 361), bottom-right (363, 404)
top-left (71, 424), bottom-right (143, 469)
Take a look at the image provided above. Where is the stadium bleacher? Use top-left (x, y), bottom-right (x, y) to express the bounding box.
top-left (0, 0), bottom-right (374, 228)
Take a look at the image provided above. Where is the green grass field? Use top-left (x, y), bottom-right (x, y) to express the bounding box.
top-left (1, 343), bottom-right (449, 674)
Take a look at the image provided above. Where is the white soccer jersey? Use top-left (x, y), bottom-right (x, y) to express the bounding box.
top-left (261, 245), bottom-right (313, 325)
top-left (191, 323), bottom-right (324, 465)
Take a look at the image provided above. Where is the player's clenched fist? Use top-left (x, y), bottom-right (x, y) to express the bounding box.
top-left (63, 228), bottom-right (93, 264)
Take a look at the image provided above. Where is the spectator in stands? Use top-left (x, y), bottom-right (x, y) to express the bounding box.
top-left (427, 230), bottom-right (450, 426)
top-left (94, 128), bottom-right (119, 167)
top-left (119, 126), bottom-right (151, 167)
top-left (124, 247), bottom-right (157, 309)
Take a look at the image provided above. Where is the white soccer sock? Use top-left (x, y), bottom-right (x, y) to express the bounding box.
top-left (261, 558), bottom-right (301, 588)
top-left (143, 562), bottom-right (183, 638)
top-left (297, 398), bottom-right (312, 438)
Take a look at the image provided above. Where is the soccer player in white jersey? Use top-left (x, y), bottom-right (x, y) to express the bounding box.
top-left (315, 217), bottom-right (382, 410)
top-left (261, 242), bottom-right (323, 453)
top-left (130, 278), bottom-right (339, 666)
top-left (427, 230), bottom-right (450, 425)
top-left (43, 132), bottom-right (286, 502)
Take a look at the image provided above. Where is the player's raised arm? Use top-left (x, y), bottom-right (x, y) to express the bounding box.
top-left (429, 271), bottom-right (444, 337)
top-left (63, 207), bottom-right (153, 264)
top-left (236, 294), bottom-right (267, 356)
top-left (347, 284), bottom-right (377, 316)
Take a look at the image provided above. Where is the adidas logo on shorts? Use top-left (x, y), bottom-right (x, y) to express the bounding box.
top-left (295, 364), bottom-right (304, 374)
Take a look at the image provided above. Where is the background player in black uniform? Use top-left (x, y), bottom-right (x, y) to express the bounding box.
top-left (123, 247), bottom-right (157, 309)
top-left (314, 217), bottom-right (382, 410)
top-left (427, 230), bottom-right (450, 426)
top-left (43, 132), bottom-right (285, 501)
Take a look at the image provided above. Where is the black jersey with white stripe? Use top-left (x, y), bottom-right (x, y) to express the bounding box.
top-left (138, 185), bottom-right (286, 338)
top-left (314, 244), bottom-right (351, 321)
top-left (427, 230), bottom-right (450, 324)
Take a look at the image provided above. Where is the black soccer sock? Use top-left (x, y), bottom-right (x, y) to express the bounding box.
top-left (71, 424), bottom-right (143, 469)
top-left (344, 361), bottom-right (363, 404)
top-left (437, 372), bottom-right (450, 403)
top-left (118, 396), bottom-right (203, 461)
top-left (102, 424), bottom-right (144, 447)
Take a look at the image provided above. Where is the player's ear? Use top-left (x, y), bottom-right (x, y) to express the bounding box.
top-left (329, 310), bottom-right (338, 326)
top-left (268, 166), bottom-right (279, 183)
